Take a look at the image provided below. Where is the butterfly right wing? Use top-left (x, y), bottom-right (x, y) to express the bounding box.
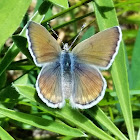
top-left (72, 27), bottom-right (121, 70)
top-left (70, 62), bottom-right (106, 109)
top-left (36, 61), bottom-right (65, 108)
top-left (27, 21), bottom-right (61, 67)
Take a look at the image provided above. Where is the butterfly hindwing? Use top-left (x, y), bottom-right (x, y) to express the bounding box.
top-left (72, 26), bottom-right (122, 70)
top-left (27, 21), bottom-right (61, 66)
top-left (70, 62), bottom-right (106, 109)
top-left (36, 61), bottom-right (65, 108)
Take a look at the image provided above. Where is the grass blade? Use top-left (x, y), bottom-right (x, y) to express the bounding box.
top-left (12, 78), bottom-right (116, 140)
top-left (137, 128), bottom-right (140, 140)
top-left (81, 17), bottom-right (128, 140)
top-left (0, 0), bottom-right (31, 51)
top-left (86, 107), bottom-right (128, 140)
top-left (0, 126), bottom-right (15, 140)
top-left (0, 107), bottom-right (85, 137)
top-left (93, 0), bottom-right (135, 139)
top-left (131, 27), bottom-right (140, 89)
top-left (49, 0), bottom-right (69, 9)
top-left (0, 12), bottom-right (44, 77)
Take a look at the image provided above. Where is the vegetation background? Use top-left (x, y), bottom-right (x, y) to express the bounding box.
top-left (0, 0), bottom-right (140, 139)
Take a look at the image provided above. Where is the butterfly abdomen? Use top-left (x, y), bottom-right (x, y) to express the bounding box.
top-left (60, 51), bottom-right (73, 99)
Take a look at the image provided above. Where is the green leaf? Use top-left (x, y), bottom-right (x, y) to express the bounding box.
top-left (39, 1), bottom-right (52, 15)
top-left (13, 84), bottom-right (37, 103)
top-left (0, 126), bottom-right (15, 140)
top-left (13, 82), bottom-right (115, 140)
top-left (41, 0), bottom-right (89, 24)
top-left (0, 12), bottom-right (45, 77)
top-left (0, 71), bottom-right (6, 89)
top-left (12, 35), bottom-right (32, 61)
top-left (115, 0), bottom-right (140, 7)
top-left (0, 0), bottom-right (31, 51)
top-left (49, 0), bottom-right (69, 9)
top-left (122, 29), bottom-right (137, 41)
top-left (86, 107), bottom-right (128, 140)
top-left (93, 0), bottom-right (135, 140)
top-left (8, 61), bottom-right (35, 71)
top-left (80, 26), bottom-right (95, 42)
top-left (131, 27), bottom-right (140, 89)
top-left (0, 85), bottom-right (19, 109)
top-left (0, 107), bottom-right (85, 137)
top-left (137, 128), bottom-right (140, 140)
top-left (58, 106), bottom-right (116, 140)
top-left (80, 17), bottom-right (128, 140)
top-left (123, 13), bottom-right (140, 25)
top-left (110, 90), bottom-right (140, 97)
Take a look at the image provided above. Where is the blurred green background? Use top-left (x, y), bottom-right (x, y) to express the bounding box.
top-left (0, 0), bottom-right (140, 140)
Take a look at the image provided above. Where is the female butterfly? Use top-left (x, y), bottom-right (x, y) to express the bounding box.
top-left (26, 22), bottom-right (122, 109)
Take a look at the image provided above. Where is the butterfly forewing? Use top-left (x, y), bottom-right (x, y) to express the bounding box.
top-left (36, 61), bottom-right (65, 108)
top-left (27, 21), bottom-right (61, 66)
top-left (70, 62), bottom-right (106, 109)
top-left (72, 27), bottom-right (122, 70)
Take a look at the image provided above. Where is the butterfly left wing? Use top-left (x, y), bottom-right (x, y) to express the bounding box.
top-left (36, 61), bottom-right (65, 108)
top-left (26, 21), bottom-right (61, 67)
top-left (72, 27), bottom-right (122, 70)
top-left (70, 62), bottom-right (106, 109)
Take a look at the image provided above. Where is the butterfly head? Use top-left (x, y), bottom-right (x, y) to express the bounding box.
top-left (63, 43), bottom-right (70, 52)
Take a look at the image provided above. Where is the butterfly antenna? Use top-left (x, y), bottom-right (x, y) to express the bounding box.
top-left (68, 23), bottom-right (86, 50)
top-left (47, 22), bottom-right (65, 46)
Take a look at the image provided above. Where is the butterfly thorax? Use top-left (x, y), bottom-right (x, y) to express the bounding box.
top-left (61, 51), bottom-right (71, 71)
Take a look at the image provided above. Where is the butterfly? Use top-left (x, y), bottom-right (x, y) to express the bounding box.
top-left (26, 21), bottom-right (122, 109)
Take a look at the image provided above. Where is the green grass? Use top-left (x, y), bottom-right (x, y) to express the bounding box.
top-left (0, 0), bottom-right (140, 139)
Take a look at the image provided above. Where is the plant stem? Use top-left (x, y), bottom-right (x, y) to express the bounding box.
top-left (52, 12), bottom-right (94, 30)
top-left (41, 0), bottom-right (92, 24)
